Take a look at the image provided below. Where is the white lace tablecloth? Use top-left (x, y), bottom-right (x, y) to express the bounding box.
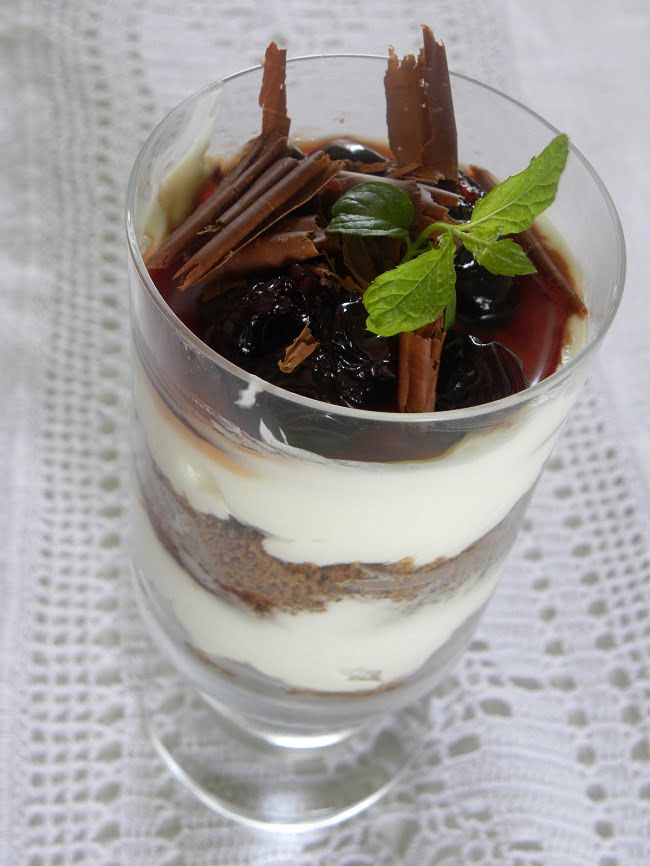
top-left (2, 1), bottom-right (649, 863)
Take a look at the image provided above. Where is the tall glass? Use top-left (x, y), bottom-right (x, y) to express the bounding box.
top-left (125, 56), bottom-right (624, 830)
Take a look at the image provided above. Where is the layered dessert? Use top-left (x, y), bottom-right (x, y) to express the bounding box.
top-left (130, 30), bottom-right (586, 699)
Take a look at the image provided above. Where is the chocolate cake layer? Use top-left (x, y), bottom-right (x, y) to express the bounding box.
top-left (135, 434), bottom-right (531, 614)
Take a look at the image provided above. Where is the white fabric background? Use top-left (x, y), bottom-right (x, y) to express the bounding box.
top-left (1, 1), bottom-right (648, 864)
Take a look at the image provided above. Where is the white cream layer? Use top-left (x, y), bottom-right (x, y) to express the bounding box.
top-left (134, 356), bottom-right (578, 567)
top-left (134, 499), bottom-right (503, 692)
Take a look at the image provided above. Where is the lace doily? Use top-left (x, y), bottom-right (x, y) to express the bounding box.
top-left (2, 1), bottom-right (648, 864)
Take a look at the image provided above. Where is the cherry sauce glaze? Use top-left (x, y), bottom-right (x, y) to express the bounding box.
top-left (149, 141), bottom-right (574, 413)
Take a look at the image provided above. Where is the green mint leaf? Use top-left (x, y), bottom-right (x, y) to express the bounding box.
top-left (364, 234), bottom-right (456, 336)
top-left (462, 234), bottom-right (537, 276)
top-left (341, 235), bottom-right (381, 286)
top-left (443, 281), bottom-right (456, 330)
top-left (326, 181), bottom-right (414, 239)
top-left (466, 133), bottom-right (569, 237)
top-left (328, 214), bottom-right (410, 239)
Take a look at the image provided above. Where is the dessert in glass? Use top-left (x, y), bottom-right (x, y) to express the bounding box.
top-left (125, 29), bottom-right (624, 829)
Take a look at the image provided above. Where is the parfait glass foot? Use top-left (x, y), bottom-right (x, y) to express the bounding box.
top-left (139, 658), bottom-right (424, 832)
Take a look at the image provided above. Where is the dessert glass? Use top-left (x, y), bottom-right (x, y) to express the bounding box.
top-left (125, 56), bottom-right (625, 830)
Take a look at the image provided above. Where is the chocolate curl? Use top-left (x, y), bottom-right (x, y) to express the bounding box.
top-left (200, 156), bottom-right (299, 234)
top-left (304, 262), bottom-right (346, 288)
top-left (278, 325), bottom-right (317, 373)
top-left (201, 215), bottom-right (327, 297)
top-left (344, 160), bottom-right (394, 175)
top-left (420, 26), bottom-right (458, 180)
top-left (260, 42), bottom-right (290, 136)
top-left (397, 316), bottom-right (446, 412)
top-left (402, 180), bottom-right (464, 209)
top-left (147, 44), bottom-right (290, 270)
top-left (385, 162), bottom-right (421, 179)
top-left (176, 150), bottom-right (342, 289)
top-left (416, 187), bottom-right (452, 222)
top-left (336, 169), bottom-right (419, 195)
top-left (335, 160), bottom-right (421, 179)
top-left (146, 131), bottom-right (289, 269)
top-left (468, 165), bottom-right (588, 318)
top-left (385, 26), bottom-right (458, 181)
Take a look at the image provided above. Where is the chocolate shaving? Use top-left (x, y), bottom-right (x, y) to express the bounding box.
top-left (199, 156), bottom-right (299, 235)
top-left (176, 150), bottom-right (342, 289)
top-left (468, 165), bottom-right (588, 317)
top-left (336, 159), bottom-right (421, 179)
top-left (397, 316), bottom-right (446, 412)
top-left (385, 25), bottom-right (458, 180)
top-left (201, 215), bottom-right (327, 297)
top-left (341, 275), bottom-right (365, 294)
top-left (401, 179), bottom-right (463, 208)
top-left (335, 169), bottom-right (417, 194)
top-left (278, 325), bottom-right (317, 373)
top-left (146, 42), bottom-right (292, 270)
top-left (343, 160), bottom-right (394, 175)
top-left (146, 131), bottom-right (289, 269)
top-left (416, 187), bottom-right (452, 222)
top-left (385, 162), bottom-right (421, 179)
top-left (260, 42), bottom-right (290, 136)
top-left (304, 262), bottom-right (343, 287)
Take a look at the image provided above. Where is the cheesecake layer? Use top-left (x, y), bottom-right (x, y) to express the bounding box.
top-left (133, 498), bottom-right (505, 693)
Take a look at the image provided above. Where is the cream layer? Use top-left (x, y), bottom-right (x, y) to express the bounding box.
top-left (134, 354), bottom-right (577, 567)
top-left (134, 499), bottom-right (503, 692)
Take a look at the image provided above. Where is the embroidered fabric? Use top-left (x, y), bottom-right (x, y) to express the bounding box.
top-left (2, 1), bottom-right (648, 864)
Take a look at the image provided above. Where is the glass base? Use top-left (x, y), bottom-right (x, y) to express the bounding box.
top-left (139, 659), bottom-right (428, 832)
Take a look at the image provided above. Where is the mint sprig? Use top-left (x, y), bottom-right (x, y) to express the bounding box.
top-left (325, 133), bottom-right (569, 337)
top-left (364, 234), bottom-right (456, 335)
top-left (461, 234), bottom-right (537, 277)
top-left (462, 133), bottom-right (569, 238)
top-left (327, 182), bottom-right (414, 239)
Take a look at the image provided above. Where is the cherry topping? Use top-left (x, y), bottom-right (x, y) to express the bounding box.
top-left (201, 276), bottom-right (310, 369)
top-left (198, 268), bottom-right (397, 411)
top-left (442, 170), bottom-right (486, 221)
top-left (286, 141), bottom-right (306, 160)
top-left (455, 170), bottom-right (485, 203)
top-left (304, 295), bottom-right (397, 410)
top-left (454, 247), bottom-right (520, 327)
top-left (436, 332), bottom-right (529, 411)
top-left (447, 199), bottom-right (473, 221)
top-left (321, 139), bottom-right (389, 165)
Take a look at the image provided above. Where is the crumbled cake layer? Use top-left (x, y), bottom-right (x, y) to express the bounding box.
top-left (136, 440), bottom-right (530, 614)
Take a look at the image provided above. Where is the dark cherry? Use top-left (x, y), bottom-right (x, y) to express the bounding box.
top-left (456, 170), bottom-right (485, 203)
top-left (447, 199), bottom-right (474, 221)
top-left (286, 141), bottom-right (306, 160)
top-left (200, 275), bottom-right (310, 370)
top-left (321, 139), bottom-right (389, 165)
top-left (436, 332), bottom-right (529, 411)
top-left (199, 268), bottom-right (397, 411)
top-left (307, 295), bottom-right (398, 409)
top-left (454, 247), bottom-right (520, 327)
top-left (259, 293), bottom-right (397, 410)
top-left (444, 170), bottom-right (486, 221)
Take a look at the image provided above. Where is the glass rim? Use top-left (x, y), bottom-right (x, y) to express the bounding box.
top-left (125, 53), bottom-right (626, 424)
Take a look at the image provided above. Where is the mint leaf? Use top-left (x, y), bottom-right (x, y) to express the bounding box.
top-left (462, 235), bottom-right (536, 276)
top-left (326, 182), bottom-right (414, 239)
top-left (443, 282), bottom-right (456, 330)
top-left (325, 135), bottom-right (569, 338)
top-left (341, 235), bottom-right (380, 286)
top-left (364, 234), bottom-right (456, 336)
top-left (466, 133), bottom-right (569, 238)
